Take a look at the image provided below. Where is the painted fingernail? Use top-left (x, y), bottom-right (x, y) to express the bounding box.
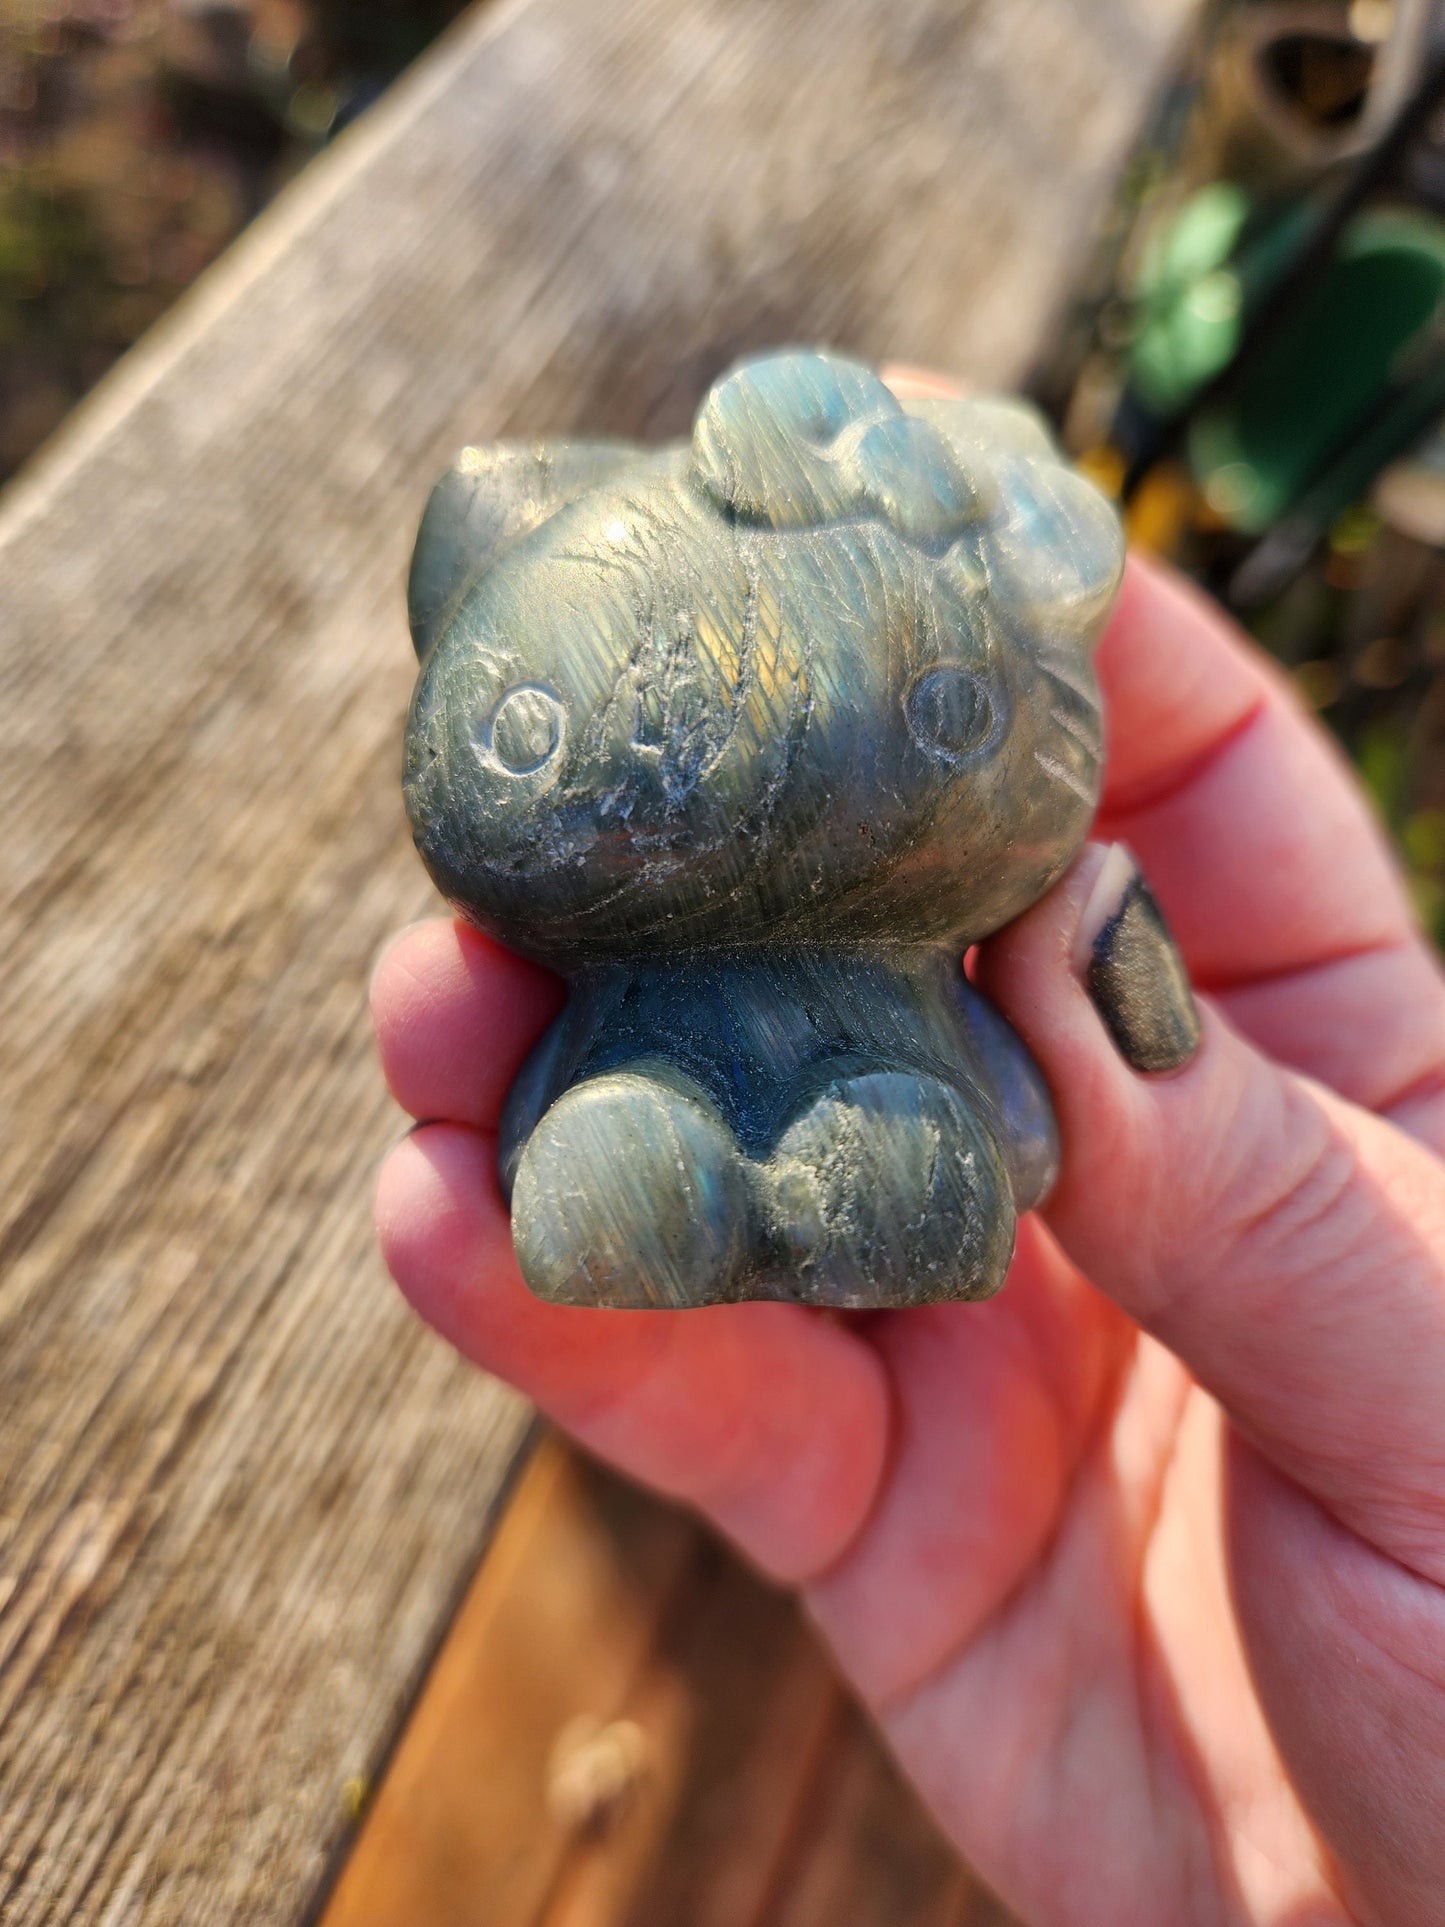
top-left (1073, 845), bottom-right (1200, 1074)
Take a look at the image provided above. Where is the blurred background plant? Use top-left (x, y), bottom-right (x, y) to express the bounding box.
top-left (1045, 0), bottom-right (1445, 941)
top-left (6, 0), bottom-right (1445, 937)
top-left (0, 0), bottom-right (464, 473)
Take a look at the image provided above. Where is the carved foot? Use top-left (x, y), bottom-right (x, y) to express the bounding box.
top-left (762, 1066), bottom-right (1015, 1307)
top-left (510, 1061), bottom-right (752, 1309)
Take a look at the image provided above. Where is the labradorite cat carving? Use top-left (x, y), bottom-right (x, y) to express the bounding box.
top-left (403, 351), bottom-right (1124, 1308)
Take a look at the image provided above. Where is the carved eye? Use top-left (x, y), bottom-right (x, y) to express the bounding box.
top-left (905, 666), bottom-right (997, 760)
top-left (481, 684), bottom-right (566, 775)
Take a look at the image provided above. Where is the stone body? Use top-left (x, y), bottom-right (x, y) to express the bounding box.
top-left (403, 351), bottom-right (1125, 1307)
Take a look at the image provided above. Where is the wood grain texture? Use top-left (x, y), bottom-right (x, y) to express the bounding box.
top-left (322, 1440), bottom-right (1017, 1927)
top-left (0, 0), bottom-right (1196, 1917)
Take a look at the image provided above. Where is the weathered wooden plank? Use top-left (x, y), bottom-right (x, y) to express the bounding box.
top-left (319, 1440), bottom-right (699, 1927)
top-left (322, 1441), bottom-right (1016, 1926)
top-left (0, 0), bottom-right (1196, 1918)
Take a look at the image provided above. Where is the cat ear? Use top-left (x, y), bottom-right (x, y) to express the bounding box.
top-left (904, 397), bottom-right (1124, 649)
top-left (689, 350), bottom-right (976, 539)
top-left (408, 441), bottom-right (637, 660)
top-left (984, 455), bottom-right (1124, 648)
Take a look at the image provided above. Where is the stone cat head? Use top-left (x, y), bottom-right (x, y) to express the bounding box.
top-left (403, 350), bottom-right (1124, 964)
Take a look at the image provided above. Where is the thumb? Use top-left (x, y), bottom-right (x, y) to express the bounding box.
top-left (977, 842), bottom-right (1445, 1580)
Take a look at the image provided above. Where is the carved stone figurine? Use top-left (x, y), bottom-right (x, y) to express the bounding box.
top-left (402, 351), bottom-right (1125, 1309)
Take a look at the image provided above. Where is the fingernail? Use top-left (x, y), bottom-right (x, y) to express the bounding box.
top-left (1073, 845), bottom-right (1200, 1074)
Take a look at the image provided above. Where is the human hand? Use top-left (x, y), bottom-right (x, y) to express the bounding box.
top-left (371, 380), bottom-right (1445, 1926)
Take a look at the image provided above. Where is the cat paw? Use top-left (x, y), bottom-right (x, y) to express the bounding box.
top-left (761, 1067), bottom-right (1015, 1307)
top-left (510, 1061), bottom-right (752, 1308)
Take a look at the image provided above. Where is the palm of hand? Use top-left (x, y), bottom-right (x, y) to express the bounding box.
top-left (843, 1253), bottom-right (1331, 1924)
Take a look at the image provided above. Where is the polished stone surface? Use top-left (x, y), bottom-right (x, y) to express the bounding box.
top-left (403, 351), bottom-right (1124, 1306)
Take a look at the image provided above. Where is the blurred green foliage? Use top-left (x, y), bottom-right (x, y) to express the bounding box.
top-left (1052, 0), bottom-right (1445, 951)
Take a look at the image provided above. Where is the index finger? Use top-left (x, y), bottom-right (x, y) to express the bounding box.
top-left (1097, 553), bottom-right (1410, 974)
top-left (1098, 554), bottom-right (1445, 1136)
